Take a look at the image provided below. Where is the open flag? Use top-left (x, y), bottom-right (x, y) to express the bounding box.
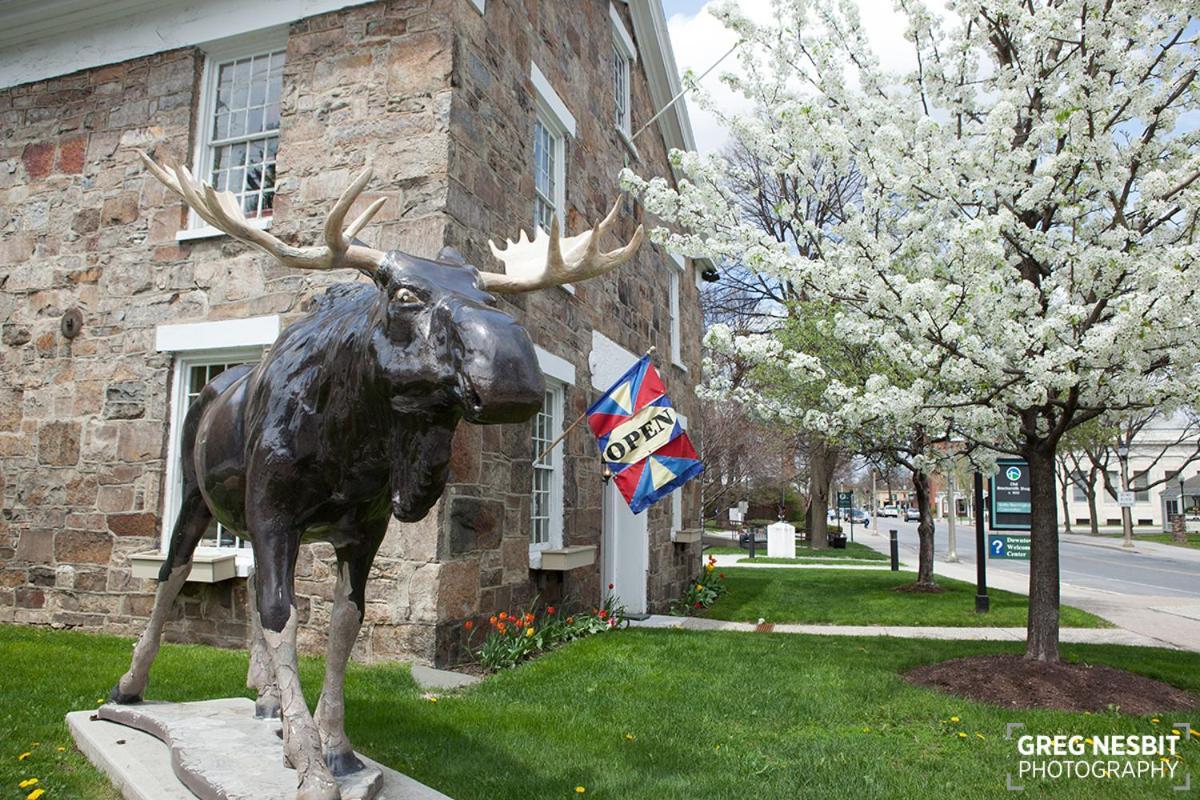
top-left (587, 355), bottom-right (703, 513)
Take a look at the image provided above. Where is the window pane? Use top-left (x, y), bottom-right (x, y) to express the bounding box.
top-left (1132, 471), bottom-right (1149, 502)
top-left (206, 48), bottom-right (285, 220)
top-left (530, 388), bottom-right (560, 546)
top-left (613, 45), bottom-right (628, 130)
top-left (533, 117), bottom-right (557, 231)
top-left (183, 357), bottom-right (255, 550)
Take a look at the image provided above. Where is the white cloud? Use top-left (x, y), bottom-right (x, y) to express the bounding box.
top-left (667, 0), bottom-right (929, 153)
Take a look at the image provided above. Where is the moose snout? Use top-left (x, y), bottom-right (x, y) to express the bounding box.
top-left (452, 304), bottom-right (545, 424)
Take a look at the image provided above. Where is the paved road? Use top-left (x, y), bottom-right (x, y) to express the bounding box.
top-left (860, 517), bottom-right (1200, 599)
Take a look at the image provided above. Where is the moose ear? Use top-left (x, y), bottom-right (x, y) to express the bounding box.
top-left (436, 246), bottom-right (468, 266)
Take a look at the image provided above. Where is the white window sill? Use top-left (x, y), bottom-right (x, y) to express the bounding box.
top-left (671, 528), bottom-right (702, 544)
top-left (531, 545), bottom-right (597, 572)
top-left (130, 550), bottom-right (247, 583)
top-left (176, 216), bottom-right (271, 242)
top-left (615, 126), bottom-right (640, 160)
top-left (671, 359), bottom-right (688, 373)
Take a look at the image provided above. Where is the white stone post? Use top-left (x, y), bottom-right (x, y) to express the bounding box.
top-left (767, 521), bottom-right (796, 559)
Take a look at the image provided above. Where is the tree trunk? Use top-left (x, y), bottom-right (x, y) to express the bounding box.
top-left (912, 469), bottom-right (937, 588)
top-left (1085, 479), bottom-right (1099, 535)
top-left (1024, 443), bottom-right (1060, 663)
top-left (807, 438), bottom-right (837, 549)
top-left (1172, 512), bottom-right (1188, 544)
top-left (1057, 464), bottom-right (1072, 535)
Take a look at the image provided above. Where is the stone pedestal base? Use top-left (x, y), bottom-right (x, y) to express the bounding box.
top-left (67, 697), bottom-right (450, 800)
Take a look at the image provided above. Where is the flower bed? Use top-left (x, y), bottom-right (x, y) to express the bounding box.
top-left (468, 590), bottom-right (627, 672)
top-left (669, 555), bottom-right (728, 615)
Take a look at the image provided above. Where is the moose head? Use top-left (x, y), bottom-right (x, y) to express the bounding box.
top-left (111, 153), bottom-right (647, 800)
top-left (137, 151), bottom-right (644, 427)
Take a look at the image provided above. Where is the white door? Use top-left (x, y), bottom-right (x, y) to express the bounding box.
top-left (602, 480), bottom-right (648, 615)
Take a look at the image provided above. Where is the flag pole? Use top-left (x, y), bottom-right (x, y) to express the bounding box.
top-left (534, 346), bottom-right (656, 465)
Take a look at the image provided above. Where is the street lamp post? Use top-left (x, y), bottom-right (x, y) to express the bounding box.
top-left (945, 469), bottom-right (959, 562)
top-left (1118, 442), bottom-right (1133, 548)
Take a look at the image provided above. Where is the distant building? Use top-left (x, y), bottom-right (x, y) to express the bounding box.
top-left (0, 0), bottom-right (705, 666)
top-left (1057, 412), bottom-right (1199, 532)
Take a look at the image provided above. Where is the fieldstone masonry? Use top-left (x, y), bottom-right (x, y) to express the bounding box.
top-left (0, 0), bottom-right (702, 667)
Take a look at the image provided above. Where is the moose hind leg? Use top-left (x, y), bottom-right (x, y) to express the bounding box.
top-left (246, 568), bottom-right (281, 718)
top-left (110, 488), bottom-right (211, 703)
top-left (314, 550), bottom-right (374, 776)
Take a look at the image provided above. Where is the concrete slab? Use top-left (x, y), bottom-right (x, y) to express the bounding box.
top-left (409, 665), bottom-right (480, 691)
top-left (68, 698), bottom-right (451, 800)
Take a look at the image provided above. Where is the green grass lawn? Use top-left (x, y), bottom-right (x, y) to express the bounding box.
top-left (707, 540), bottom-right (889, 561)
top-left (705, 568), bottom-right (1110, 627)
top-left (1113, 532), bottom-right (1200, 551)
top-left (1, 625), bottom-right (1196, 799)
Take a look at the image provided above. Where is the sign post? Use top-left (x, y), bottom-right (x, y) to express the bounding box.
top-left (986, 458), bottom-right (1033, 563)
top-left (1117, 490), bottom-right (1135, 508)
top-left (836, 492), bottom-right (852, 547)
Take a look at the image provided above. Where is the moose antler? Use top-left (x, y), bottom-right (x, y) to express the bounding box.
top-left (482, 198), bottom-right (645, 293)
top-left (137, 150), bottom-right (387, 275)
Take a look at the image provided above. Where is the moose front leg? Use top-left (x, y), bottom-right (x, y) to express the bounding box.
top-left (315, 535), bottom-right (383, 775)
top-left (245, 568), bottom-right (281, 718)
top-left (252, 524), bottom-right (340, 800)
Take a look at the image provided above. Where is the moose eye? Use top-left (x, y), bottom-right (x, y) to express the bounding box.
top-left (393, 288), bottom-right (422, 306)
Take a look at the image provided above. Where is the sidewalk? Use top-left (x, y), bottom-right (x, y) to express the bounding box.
top-left (630, 615), bottom-right (1171, 648)
top-left (709, 553), bottom-right (891, 570)
top-left (1058, 530), bottom-right (1200, 561)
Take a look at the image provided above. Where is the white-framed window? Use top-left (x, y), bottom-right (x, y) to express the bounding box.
top-left (531, 381), bottom-right (565, 551)
top-left (610, 4), bottom-right (636, 138)
top-left (529, 346), bottom-right (576, 565)
top-left (1071, 472), bottom-right (1088, 502)
top-left (668, 253), bottom-right (686, 370)
top-left (530, 62), bottom-right (576, 232)
top-left (1133, 470), bottom-right (1150, 502)
top-left (156, 316), bottom-right (281, 574)
top-left (179, 29), bottom-right (287, 240)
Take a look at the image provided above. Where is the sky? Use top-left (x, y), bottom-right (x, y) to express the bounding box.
top-left (662, 0), bottom-right (922, 153)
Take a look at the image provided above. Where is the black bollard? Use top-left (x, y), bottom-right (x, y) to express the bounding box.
top-left (889, 529), bottom-right (899, 571)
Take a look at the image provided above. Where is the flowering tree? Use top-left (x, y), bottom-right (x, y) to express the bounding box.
top-left (627, 0), bottom-right (1200, 661)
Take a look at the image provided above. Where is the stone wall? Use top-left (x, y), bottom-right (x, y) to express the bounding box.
top-left (0, 0), bottom-right (458, 664)
top-left (0, 0), bottom-right (703, 669)
top-left (433, 0), bottom-right (704, 663)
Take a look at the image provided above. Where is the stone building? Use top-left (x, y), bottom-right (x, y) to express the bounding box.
top-left (0, 0), bottom-right (705, 666)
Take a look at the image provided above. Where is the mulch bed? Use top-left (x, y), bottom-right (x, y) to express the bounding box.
top-left (892, 582), bottom-right (946, 594)
top-left (904, 654), bottom-right (1199, 713)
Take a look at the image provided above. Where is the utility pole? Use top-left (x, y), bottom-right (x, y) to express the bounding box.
top-left (1118, 442), bottom-right (1134, 548)
top-left (871, 470), bottom-right (878, 533)
top-left (945, 469), bottom-right (959, 562)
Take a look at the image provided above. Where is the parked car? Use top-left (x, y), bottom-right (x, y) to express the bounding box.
top-left (848, 508), bottom-right (870, 526)
top-left (878, 505), bottom-right (899, 518)
top-left (903, 507), bottom-right (920, 522)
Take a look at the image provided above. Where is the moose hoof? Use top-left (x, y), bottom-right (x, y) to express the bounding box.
top-left (297, 773), bottom-right (341, 800)
top-left (107, 685), bottom-right (143, 705)
top-left (324, 749), bottom-right (365, 776)
top-left (255, 699), bottom-right (281, 719)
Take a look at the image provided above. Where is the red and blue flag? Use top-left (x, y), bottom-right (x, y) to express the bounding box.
top-left (586, 355), bottom-right (703, 513)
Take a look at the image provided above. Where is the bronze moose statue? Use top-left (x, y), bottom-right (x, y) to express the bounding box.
top-left (109, 152), bottom-right (644, 800)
